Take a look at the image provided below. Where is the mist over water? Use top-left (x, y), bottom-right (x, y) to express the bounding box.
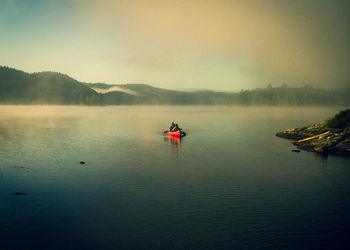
top-left (0, 105), bottom-right (350, 249)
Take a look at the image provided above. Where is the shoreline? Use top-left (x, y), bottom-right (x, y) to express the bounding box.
top-left (276, 122), bottom-right (350, 156)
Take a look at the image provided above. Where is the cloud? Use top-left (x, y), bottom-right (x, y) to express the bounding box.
top-left (91, 86), bottom-right (138, 95)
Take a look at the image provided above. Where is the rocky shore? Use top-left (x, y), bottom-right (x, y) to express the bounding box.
top-left (276, 122), bottom-right (350, 156)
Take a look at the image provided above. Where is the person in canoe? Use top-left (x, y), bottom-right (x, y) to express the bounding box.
top-left (173, 123), bottom-right (181, 132)
top-left (169, 122), bottom-right (175, 132)
top-left (166, 122), bottom-right (186, 136)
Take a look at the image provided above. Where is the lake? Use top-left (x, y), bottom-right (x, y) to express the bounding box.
top-left (1, 105), bottom-right (350, 249)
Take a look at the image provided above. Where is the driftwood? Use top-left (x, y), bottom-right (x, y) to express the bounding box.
top-left (296, 131), bottom-right (330, 143)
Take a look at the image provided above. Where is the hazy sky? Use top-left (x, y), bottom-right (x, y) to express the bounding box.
top-left (0, 0), bottom-right (349, 91)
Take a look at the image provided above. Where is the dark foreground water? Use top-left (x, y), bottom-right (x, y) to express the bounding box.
top-left (0, 106), bottom-right (350, 249)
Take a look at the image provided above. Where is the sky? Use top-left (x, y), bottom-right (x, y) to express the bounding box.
top-left (0, 0), bottom-right (349, 91)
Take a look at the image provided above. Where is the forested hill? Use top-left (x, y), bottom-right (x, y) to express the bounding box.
top-left (0, 66), bottom-right (100, 104)
top-left (1, 66), bottom-right (349, 105)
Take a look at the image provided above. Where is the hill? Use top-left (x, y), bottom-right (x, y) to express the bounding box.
top-left (83, 82), bottom-right (230, 105)
top-left (1, 66), bottom-right (350, 105)
top-left (0, 66), bottom-right (101, 104)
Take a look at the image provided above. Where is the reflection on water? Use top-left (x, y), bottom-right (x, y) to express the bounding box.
top-left (0, 105), bottom-right (350, 250)
top-left (164, 134), bottom-right (182, 154)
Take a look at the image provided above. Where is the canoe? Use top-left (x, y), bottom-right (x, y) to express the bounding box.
top-left (168, 131), bottom-right (181, 137)
top-left (168, 131), bottom-right (186, 137)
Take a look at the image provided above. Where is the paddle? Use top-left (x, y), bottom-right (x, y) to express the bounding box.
top-left (163, 130), bottom-right (169, 134)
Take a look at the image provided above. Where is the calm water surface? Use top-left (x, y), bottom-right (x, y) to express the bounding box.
top-left (0, 106), bottom-right (350, 249)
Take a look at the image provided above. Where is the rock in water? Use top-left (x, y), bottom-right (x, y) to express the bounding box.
top-left (14, 192), bottom-right (25, 195)
top-left (80, 161), bottom-right (85, 164)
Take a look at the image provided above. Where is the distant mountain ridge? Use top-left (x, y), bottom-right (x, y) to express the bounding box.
top-left (0, 66), bottom-right (349, 106)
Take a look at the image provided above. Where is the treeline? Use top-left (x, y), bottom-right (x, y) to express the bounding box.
top-left (1, 66), bottom-right (349, 106)
top-left (99, 84), bottom-right (230, 105)
top-left (325, 109), bottom-right (350, 129)
top-left (228, 85), bottom-right (350, 106)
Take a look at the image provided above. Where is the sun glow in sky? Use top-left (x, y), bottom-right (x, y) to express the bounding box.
top-left (0, 0), bottom-right (349, 91)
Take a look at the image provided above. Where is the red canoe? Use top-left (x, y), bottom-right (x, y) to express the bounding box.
top-left (168, 131), bottom-right (181, 137)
